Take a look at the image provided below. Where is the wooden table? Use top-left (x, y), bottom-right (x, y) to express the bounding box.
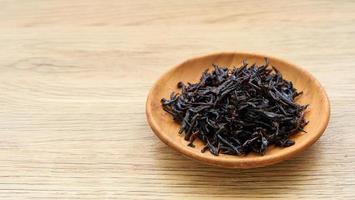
top-left (0, 1), bottom-right (354, 199)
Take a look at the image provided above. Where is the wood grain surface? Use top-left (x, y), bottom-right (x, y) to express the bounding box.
top-left (0, 0), bottom-right (354, 199)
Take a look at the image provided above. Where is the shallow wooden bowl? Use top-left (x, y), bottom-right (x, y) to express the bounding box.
top-left (146, 52), bottom-right (330, 168)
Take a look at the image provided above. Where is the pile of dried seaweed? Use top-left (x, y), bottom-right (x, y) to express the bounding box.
top-left (161, 59), bottom-right (308, 156)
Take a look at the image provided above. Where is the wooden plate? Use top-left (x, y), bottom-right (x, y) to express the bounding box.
top-left (146, 52), bottom-right (330, 168)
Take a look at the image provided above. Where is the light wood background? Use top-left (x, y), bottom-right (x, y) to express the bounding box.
top-left (0, 0), bottom-right (354, 199)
